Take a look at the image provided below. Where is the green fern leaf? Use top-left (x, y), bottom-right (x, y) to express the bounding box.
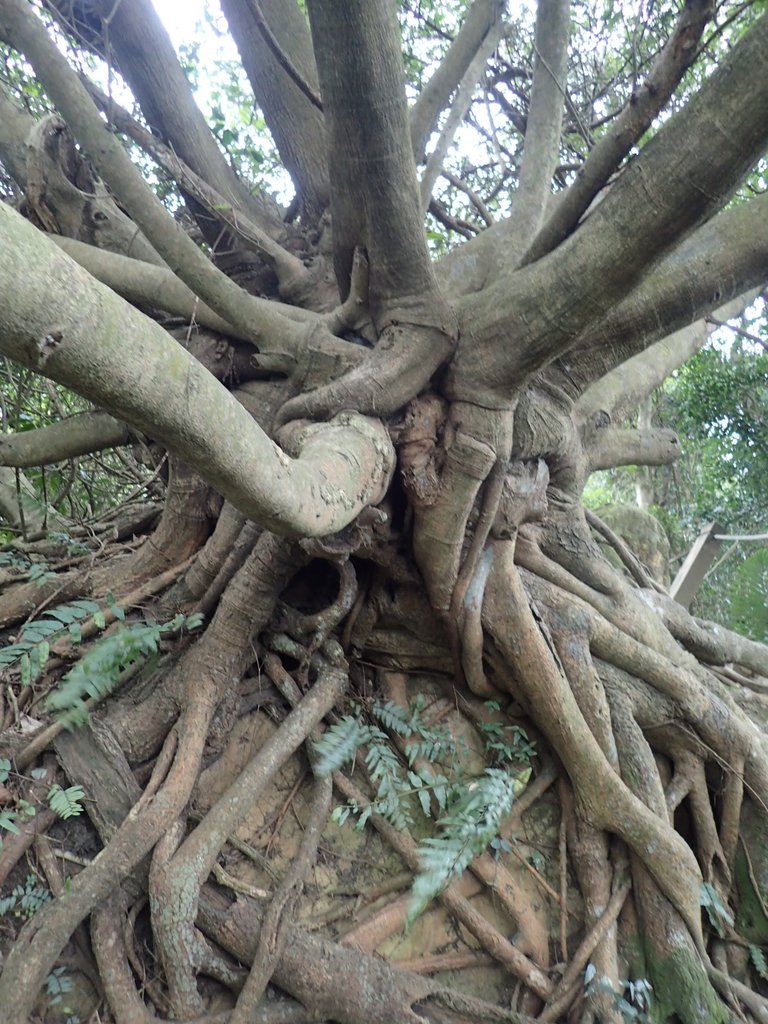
top-left (47, 784), bottom-right (85, 820)
top-left (407, 767), bottom-right (530, 928)
top-left (313, 716), bottom-right (371, 776)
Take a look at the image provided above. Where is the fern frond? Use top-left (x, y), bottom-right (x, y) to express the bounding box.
top-left (750, 944), bottom-right (768, 980)
top-left (407, 767), bottom-right (531, 927)
top-left (372, 699), bottom-right (414, 736)
top-left (46, 622), bottom-right (163, 728)
top-left (47, 784), bottom-right (85, 820)
top-left (313, 715), bottom-right (371, 776)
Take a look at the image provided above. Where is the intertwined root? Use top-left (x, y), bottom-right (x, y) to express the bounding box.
top-left (1, 493), bottom-right (767, 1024)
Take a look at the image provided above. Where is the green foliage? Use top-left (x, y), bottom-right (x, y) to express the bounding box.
top-left (0, 362), bottom-right (159, 532)
top-left (0, 599), bottom-right (100, 686)
top-left (0, 873), bottom-right (50, 919)
top-left (44, 966), bottom-right (74, 1006)
top-left (728, 549), bottom-right (768, 643)
top-left (700, 881), bottom-right (735, 937)
top-left (476, 703), bottom-right (537, 763)
top-left (588, 317), bottom-right (768, 636)
top-left (47, 783), bottom-right (85, 820)
top-left (318, 696), bottom-right (532, 924)
top-left (750, 943), bottom-right (768, 981)
top-left (407, 766), bottom-right (530, 926)
top-left (584, 965), bottom-right (652, 1023)
top-left (0, 763), bottom-right (86, 848)
top-left (45, 612), bottom-right (201, 728)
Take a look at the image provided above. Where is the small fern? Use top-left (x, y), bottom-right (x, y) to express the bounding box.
top-left (407, 767), bottom-right (530, 926)
top-left (0, 599), bottom-right (101, 686)
top-left (47, 783), bottom-right (85, 819)
top-left (700, 881), bottom-right (734, 937)
top-left (313, 715), bottom-right (372, 775)
top-left (45, 612), bottom-right (201, 728)
top-left (0, 873), bottom-right (50, 919)
top-left (750, 944), bottom-right (768, 980)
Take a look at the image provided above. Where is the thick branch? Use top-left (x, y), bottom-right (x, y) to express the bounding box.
top-left (508, 0), bottom-right (571, 237)
top-left (306, 0), bottom-right (445, 319)
top-left (0, 88), bottom-right (164, 267)
top-left (43, 0), bottom-right (284, 238)
top-left (84, 81), bottom-right (310, 298)
top-left (0, 0), bottom-right (304, 352)
top-left (47, 235), bottom-right (301, 341)
top-left (0, 85), bottom-right (31, 187)
top-left (0, 411), bottom-right (131, 467)
top-left (585, 426), bottom-right (681, 473)
top-left (576, 283), bottom-right (765, 423)
top-left (449, 17), bottom-right (768, 404)
top-left (410, 0), bottom-right (505, 165)
top-left (0, 204), bottom-right (395, 537)
top-left (525, 0), bottom-right (713, 263)
top-left (274, 0), bottom-right (457, 422)
top-left (220, 0), bottom-right (329, 220)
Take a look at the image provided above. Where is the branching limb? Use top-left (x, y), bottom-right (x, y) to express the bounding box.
top-left (0, 410), bottom-right (131, 467)
top-left (84, 80), bottom-right (312, 302)
top-left (644, 589), bottom-right (768, 678)
top-left (198, 884), bottom-right (536, 1024)
top-left (0, 683), bottom-right (216, 1024)
top-left (150, 649), bottom-right (347, 1017)
top-left (241, 0), bottom-right (322, 110)
top-left (410, 0), bottom-right (505, 165)
top-left (279, 0), bottom-right (457, 423)
top-left (584, 508), bottom-right (661, 590)
top-left (91, 893), bottom-right (155, 1024)
top-left (447, 18), bottom-right (768, 404)
top-left (0, 0), bottom-right (300, 350)
top-left (43, 0), bottom-right (284, 238)
top-left (525, 0), bottom-right (713, 263)
top-left (483, 544), bottom-right (706, 948)
top-left (419, 21), bottom-right (505, 213)
top-left (229, 774), bottom-right (332, 1023)
top-left (50, 235), bottom-right (282, 338)
top-left (0, 204), bottom-right (396, 538)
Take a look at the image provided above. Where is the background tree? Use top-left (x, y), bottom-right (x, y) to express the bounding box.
top-left (0, 1), bottom-right (767, 1022)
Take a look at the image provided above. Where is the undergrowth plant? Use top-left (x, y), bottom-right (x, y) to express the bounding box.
top-left (45, 611), bottom-right (204, 728)
top-left (0, 758), bottom-right (85, 846)
top-left (313, 696), bottom-right (533, 924)
top-left (0, 591), bottom-right (203, 725)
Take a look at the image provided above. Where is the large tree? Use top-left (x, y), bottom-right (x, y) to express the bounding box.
top-left (0, 0), bottom-right (767, 1021)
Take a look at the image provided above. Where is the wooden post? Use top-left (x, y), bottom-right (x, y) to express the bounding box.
top-left (670, 522), bottom-right (723, 610)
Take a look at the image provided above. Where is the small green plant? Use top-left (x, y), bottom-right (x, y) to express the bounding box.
top-left (47, 783), bottom-right (85, 819)
top-left (700, 881), bottom-right (735, 937)
top-left (0, 761), bottom-right (86, 847)
top-left (45, 611), bottom-right (203, 728)
top-left (0, 872), bottom-right (51, 919)
top-left (28, 562), bottom-right (57, 588)
top-left (750, 943), bottom-right (768, 981)
top-left (407, 766), bottom-right (530, 926)
top-left (314, 696), bottom-right (532, 925)
top-left (0, 598), bottom-right (101, 686)
top-left (585, 964), bottom-right (652, 1023)
top-left (317, 697), bottom-right (457, 831)
top-left (477, 700), bottom-right (537, 763)
top-left (44, 966), bottom-right (74, 1008)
